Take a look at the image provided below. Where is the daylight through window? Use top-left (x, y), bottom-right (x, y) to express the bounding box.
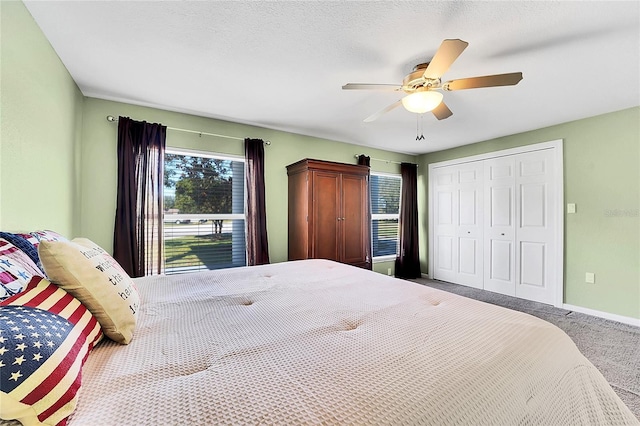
top-left (371, 173), bottom-right (401, 258)
top-left (163, 149), bottom-right (246, 274)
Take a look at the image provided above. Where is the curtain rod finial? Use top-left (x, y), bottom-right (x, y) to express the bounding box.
top-left (107, 115), bottom-right (117, 122)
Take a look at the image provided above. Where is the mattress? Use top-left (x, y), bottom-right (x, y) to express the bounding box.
top-left (67, 259), bottom-right (637, 425)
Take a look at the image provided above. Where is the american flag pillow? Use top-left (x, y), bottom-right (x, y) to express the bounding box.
top-left (0, 276), bottom-right (102, 426)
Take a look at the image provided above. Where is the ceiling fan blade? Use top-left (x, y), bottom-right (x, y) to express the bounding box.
top-left (342, 83), bottom-right (402, 91)
top-left (432, 101), bottom-right (453, 120)
top-left (443, 72), bottom-right (523, 91)
top-left (363, 99), bottom-right (403, 122)
top-left (423, 39), bottom-right (469, 79)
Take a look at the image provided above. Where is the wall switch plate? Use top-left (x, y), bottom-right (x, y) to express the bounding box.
top-left (567, 203), bottom-right (576, 214)
top-left (585, 272), bottom-right (595, 284)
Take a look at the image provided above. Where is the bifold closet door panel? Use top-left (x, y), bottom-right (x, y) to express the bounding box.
top-left (433, 167), bottom-right (458, 283)
top-left (484, 157), bottom-right (516, 296)
top-left (515, 149), bottom-right (557, 305)
top-left (433, 164), bottom-right (483, 289)
top-left (456, 163), bottom-right (484, 288)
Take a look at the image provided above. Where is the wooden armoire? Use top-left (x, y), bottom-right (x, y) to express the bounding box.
top-left (287, 159), bottom-right (371, 269)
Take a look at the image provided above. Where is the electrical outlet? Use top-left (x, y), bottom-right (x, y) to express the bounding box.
top-left (567, 203), bottom-right (576, 214)
top-left (585, 272), bottom-right (595, 284)
top-left (387, 268), bottom-right (392, 276)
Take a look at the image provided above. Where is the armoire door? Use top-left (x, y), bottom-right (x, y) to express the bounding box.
top-left (312, 170), bottom-right (341, 261)
top-left (341, 173), bottom-right (368, 266)
top-left (433, 162), bottom-right (483, 288)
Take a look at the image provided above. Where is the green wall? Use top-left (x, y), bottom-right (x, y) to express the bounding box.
top-left (0, 0), bottom-right (84, 236)
top-left (79, 98), bottom-right (415, 272)
top-left (418, 107), bottom-right (640, 319)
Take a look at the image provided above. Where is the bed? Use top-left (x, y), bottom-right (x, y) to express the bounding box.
top-left (1, 243), bottom-right (637, 425)
top-left (66, 259), bottom-right (637, 425)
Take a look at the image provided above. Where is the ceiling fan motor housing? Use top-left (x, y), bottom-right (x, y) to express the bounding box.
top-left (402, 63), bottom-right (441, 93)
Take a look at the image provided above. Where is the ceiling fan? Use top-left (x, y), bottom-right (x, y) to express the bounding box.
top-left (342, 39), bottom-right (523, 122)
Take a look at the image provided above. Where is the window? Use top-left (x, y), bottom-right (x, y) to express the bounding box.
top-left (371, 173), bottom-right (401, 259)
top-left (163, 149), bottom-right (246, 274)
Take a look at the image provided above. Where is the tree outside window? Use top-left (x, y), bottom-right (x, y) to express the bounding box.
top-left (163, 150), bottom-right (245, 274)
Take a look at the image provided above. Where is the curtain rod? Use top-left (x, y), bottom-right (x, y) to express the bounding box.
top-left (354, 154), bottom-right (419, 167)
top-left (106, 115), bottom-right (271, 145)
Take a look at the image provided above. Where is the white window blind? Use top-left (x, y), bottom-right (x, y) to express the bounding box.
top-left (371, 173), bottom-right (401, 258)
top-left (163, 149), bottom-right (246, 274)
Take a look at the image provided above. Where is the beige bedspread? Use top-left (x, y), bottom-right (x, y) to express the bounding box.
top-left (70, 259), bottom-right (638, 425)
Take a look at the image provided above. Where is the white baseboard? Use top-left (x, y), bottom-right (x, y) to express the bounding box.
top-left (563, 304), bottom-right (640, 328)
top-left (415, 275), bottom-right (638, 327)
top-left (412, 273), bottom-right (640, 327)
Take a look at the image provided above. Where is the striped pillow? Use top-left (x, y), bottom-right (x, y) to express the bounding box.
top-left (0, 276), bottom-right (102, 426)
top-left (0, 232), bottom-right (42, 273)
top-left (0, 238), bottom-right (43, 301)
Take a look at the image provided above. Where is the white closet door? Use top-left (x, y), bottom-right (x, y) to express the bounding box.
top-left (433, 163), bottom-right (483, 288)
top-left (429, 141), bottom-right (562, 306)
top-left (433, 167), bottom-right (458, 283)
top-left (515, 149), bottom-right (557, 304)
top-left (484, 157), bottom-right (516, 296)
top-left (456, 163), bottom-right (484, 288)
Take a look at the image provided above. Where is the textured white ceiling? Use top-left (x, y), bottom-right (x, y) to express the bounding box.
top-left (24, 1), bottom-right (640, 155)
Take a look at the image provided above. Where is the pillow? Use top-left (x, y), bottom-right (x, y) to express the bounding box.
top-left (38, 238), bottom-right (139, 344)
top-left (0, 232), bottom-right (42, 272)
top-left (0, 276), bottom-right (102, 426)
top-left (0, 239), bottom-right (43, 301)
top-left (30, 231), bottom-right (69, 273)
top-left (30, 230), bottom-right (68, 244)
top-left (0, 230), bottom-right (68, 275)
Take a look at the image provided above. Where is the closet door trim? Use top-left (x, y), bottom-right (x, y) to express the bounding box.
top-left (427, 139), bottom-right (564, 307)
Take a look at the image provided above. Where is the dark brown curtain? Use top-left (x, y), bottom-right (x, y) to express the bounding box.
top-left (113, 117), bottom-right (166, 277)
top-left (395, 162), bottom-right (421, 278)
top-left (245, 138), bottom-right (270, 266)
top-left (357, 155), bottom-right (373, 269)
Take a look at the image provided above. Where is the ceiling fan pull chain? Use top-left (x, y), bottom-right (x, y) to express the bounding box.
top-left (416, 114), bottom-right (426, 141)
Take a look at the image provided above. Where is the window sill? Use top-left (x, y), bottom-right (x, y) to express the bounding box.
top-left (373, 255), bottom-right (397, 263)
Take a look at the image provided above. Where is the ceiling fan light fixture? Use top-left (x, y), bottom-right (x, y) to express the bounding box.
top-left (401, 90), bottom-right (443, 113)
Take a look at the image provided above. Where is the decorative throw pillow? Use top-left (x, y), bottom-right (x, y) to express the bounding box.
top-left (30, 230), bottom-right (68, 244)
top-left (29, 230), bottom-right (69, 273)
top-left (0, 238), bottom-right (43, 301)
top-left (38, 238), bottom-right (139, 344)
top-left (0, 276), bottom-right (103, 426)
top-left (0, 232), bottom-right (42, 273)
